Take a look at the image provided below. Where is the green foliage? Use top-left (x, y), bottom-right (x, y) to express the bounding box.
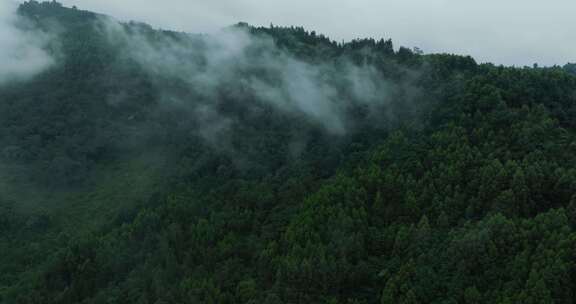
top-left (2, 2), bottom-right (576, 304)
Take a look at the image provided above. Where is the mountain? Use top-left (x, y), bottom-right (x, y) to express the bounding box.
top-left (1, 1), bottom-right (576, 303)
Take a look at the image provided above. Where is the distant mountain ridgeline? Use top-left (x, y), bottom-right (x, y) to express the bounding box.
top-left (564, 63), bottom-right (576, 75)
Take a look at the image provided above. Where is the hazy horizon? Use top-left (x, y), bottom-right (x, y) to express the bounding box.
top-left (24, 0), bottom-right (576, 67)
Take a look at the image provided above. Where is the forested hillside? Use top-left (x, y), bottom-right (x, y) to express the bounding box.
top-left (1, 1), bottom-right (576, 303)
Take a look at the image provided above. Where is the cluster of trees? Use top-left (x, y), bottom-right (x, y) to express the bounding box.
top-left (1, 1), bottom-right (576, 303)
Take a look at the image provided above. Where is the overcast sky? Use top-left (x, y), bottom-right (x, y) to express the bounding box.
top-left (42, 0), bottom-right (576, 66)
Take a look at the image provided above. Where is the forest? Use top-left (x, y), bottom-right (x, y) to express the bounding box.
top-left (1, 1), bottom-right (576, 303)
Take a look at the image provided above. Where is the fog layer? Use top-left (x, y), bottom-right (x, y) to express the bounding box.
top-left (102, 20), bottom-right (410, 136)
top-left (0, 1), bottom-right (53, 83)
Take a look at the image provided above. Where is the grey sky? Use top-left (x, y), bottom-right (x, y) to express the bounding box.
top-left (32, 0), bottom-right (576, 66)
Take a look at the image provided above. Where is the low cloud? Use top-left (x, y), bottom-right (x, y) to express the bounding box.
top-left (0, 1), bottom-right (53, 84)
top-left (101, 19), bottom-right (409, 137)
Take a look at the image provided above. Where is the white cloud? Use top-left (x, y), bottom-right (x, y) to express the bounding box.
top-left (99, 18), bottom-right (407, 136)
top-left (0, 0), bottom-right (53, 83)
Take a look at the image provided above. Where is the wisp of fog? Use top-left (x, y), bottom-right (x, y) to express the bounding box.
top-left (0, 1), bottom-right (53, 83)
top-left (100, 19), bottom-right (412, 137)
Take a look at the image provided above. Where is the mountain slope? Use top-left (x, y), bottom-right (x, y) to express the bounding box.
top-left (1, 1), bottom-right (576, 303)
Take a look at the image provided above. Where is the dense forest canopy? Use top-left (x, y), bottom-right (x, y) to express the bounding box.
top-left (1, 1), bottom-right (576, 303)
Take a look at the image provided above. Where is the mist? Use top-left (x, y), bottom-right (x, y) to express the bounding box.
top-left (101, 19), bottom-right (412, 138)
top-left (0, 1), bottom-right (53, 83)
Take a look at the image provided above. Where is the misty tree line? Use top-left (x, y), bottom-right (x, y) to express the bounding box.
top-left (1, 1), bottom-right (576, 304)
top-left (2, 1), bottom-right (426, 188)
